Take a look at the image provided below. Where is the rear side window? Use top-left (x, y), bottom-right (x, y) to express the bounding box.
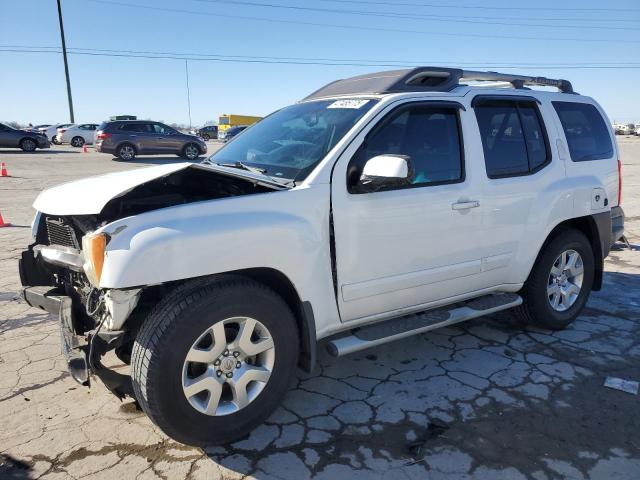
top-left (552, 102), bottom-right (613, 162)
top-left (119, 123), bottom-right (148, 133)
top-left (474, 100), bottom-right (550, 178)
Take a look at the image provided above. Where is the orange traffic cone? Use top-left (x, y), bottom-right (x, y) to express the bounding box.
top-left (0, 162), bottom-right (7, 177)
top-left (0, 212), bottom-right (10, 227)
top-left (82, 144), bottom-right (88, 153)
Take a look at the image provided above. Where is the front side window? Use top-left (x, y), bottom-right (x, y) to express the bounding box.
top-left (348, 104), bottom-right (464, 191)
top-left (475, 99), bottom-right (550, 178)
top-left (208, 98), bottom-right (378, 181)
top-left (552, 102), bottom-right (613, 162)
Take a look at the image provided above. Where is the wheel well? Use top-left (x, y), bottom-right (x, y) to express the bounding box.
top-left (128, 269), bottom-right (315, 371)
top-left (231, 267), bottom-right (316, 372)
top-left (20, 137), bottom-right (35, 145)
top-left (541, 216), bottom-right (604, 290)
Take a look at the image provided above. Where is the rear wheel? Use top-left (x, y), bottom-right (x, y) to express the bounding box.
top-left (71, 136), bottom-right (85, 147)
top-left (20, 138), bottom-right (37, 152)
top-left (131, 277), bottom-right (299, 446)
top-left (202, 134), bottom-right (210, 141)
top-left (116, 143), bottom-right (136, 161)
top-left (182, 143), bottom-right (201, 160)
top-left (515, 229), bottom-right (594, 330)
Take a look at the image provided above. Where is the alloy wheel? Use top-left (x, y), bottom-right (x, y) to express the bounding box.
top-left (547, 249), bottom-right (584, 312)
top-left (185, 144), bottom-right (199, 160)
top-left (182, 316), bottom-right (275, 416)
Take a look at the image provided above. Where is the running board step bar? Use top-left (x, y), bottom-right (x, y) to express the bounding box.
top-left (327, 293), bottom-right (522, 357)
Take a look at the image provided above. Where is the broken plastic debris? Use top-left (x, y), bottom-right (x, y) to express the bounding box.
top-left (604, 377), bottom-right (639, 395)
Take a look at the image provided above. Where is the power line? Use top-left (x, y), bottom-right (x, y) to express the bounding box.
top-left (5, 44), bottom-right (640, 67)
top-left (84, 0), bottom-right (640, 44)
top-left (317, 0), bottom-right (640, 13)
top-left (191, 0), bottom-right (640, 31)
top-left (3, 47), bottom-right (640, 69)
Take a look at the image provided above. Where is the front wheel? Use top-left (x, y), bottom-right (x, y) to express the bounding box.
top-left (182, 143), bottom-right (201, 160)
top-left (71, 136), bottom-right (85, 147)
top-left (20, 138), bottom-right (37, 152)
top-left (131, 277), bottom-right (299, 446)
top-left (515, 229), bottom-right (594, 330)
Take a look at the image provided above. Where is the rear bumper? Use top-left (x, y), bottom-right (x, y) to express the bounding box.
top-left (611, 206), bottom-right (625, 243)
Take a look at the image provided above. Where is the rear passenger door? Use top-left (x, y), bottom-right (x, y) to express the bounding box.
top-left (472, 96), bottom-right (566, 287)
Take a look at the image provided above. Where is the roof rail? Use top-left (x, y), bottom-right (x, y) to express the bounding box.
top-left (459, 69), bottom-right (574, 94)
top-left (303, 67), bottom-right (574, 100)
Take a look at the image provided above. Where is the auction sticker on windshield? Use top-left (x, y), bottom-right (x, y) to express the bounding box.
top-left (327, 99), bottom-right (371, 109)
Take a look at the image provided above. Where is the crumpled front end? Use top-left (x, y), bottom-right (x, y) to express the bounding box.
top-left (19, 213), bottom-right (141, 398)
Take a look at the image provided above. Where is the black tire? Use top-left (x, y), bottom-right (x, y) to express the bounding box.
top-left (181, 142), bottom-right (201, 160)
top-left (20, 138), bottom-right (37, 152)
top-left (514, 228), bottom-right (594, 330)
top-left (202, 134), bottom-right (210, 141)
top-left (51, 136), bottom-right (60, 145)
top-left (131, 276), bottom-right (299, 446)
top-left (71, 136), bottom-right (85, 147)
top-left (116, 143), bottom-right (136, 161)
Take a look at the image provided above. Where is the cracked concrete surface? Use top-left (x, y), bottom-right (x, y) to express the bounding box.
top-left (1, 140), bottom-right (639, 479)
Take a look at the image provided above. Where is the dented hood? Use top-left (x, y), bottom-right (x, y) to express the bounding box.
top-left (33, 163), bottom-right (193, 215)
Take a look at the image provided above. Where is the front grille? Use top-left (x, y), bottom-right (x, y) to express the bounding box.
top-left (45, 218), bottom-right (79, 249)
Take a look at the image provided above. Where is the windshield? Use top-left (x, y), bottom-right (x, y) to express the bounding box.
top-left (207, 98), bottom-right (377, 181)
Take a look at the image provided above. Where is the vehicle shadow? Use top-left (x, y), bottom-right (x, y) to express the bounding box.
top-left (0, 149), bottom-right (80, 155)
top-left (0, 453), bottom-right (33, 479)
top-left (201, 270), bottom-right (640, 479)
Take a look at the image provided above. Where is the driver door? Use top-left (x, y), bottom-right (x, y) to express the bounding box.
top-left (331, 101), bottom-right (486, 322)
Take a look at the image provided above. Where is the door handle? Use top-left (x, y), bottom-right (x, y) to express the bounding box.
top-left (452, 200), bottom-right (480, 210)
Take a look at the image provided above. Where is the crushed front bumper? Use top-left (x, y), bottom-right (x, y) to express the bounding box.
top-left (22, 286), bottom-right (134, 399)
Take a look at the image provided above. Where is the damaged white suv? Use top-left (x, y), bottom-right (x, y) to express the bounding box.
top-left (20, 67), bottom-right (624, 446)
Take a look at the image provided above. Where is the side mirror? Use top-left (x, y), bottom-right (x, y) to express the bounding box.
top-left (358, 155), bottom-right (414, 192)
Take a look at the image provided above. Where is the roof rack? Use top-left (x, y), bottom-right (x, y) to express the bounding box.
top-left (303, 67), bottom-right (574, 100)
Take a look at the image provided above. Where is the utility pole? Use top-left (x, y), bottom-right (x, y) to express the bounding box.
top-left (185, 60), bottom-right (192, 129)
top-left (56, 0), bottom-right (74, 123)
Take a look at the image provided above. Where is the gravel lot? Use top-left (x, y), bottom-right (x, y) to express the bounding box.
top-left (1, 138), bottom-right (639, 479)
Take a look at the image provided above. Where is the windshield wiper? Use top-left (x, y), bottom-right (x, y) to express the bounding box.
top-left (201, 159), bottom-right (296, 188)
top-left (219, 161), bottom-right (267, 175)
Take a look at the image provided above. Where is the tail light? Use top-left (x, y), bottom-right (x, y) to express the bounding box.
top-left (97, 132), bottom-right (111, 140)
top-left (617, 158), bottom-right (622, 205)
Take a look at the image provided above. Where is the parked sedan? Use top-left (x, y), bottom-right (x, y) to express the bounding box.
top-left (95, 120), bottom-right (207, 161)
top-left (0, 122), bottom-right (50, 151)
top-left (42, 123), bottom-right (74, 144)
top-left (56, 124), bottom-right (99, 147)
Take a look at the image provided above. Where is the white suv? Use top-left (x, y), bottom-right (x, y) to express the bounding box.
top-left (20, 67), bottom-right (624, 446)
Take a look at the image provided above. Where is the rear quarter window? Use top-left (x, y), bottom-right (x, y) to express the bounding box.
top-left (552, 102), bottom-right (613, 162)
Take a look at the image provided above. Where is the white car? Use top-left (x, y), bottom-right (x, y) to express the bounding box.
top-left (42, 123), bottom-right (74, 144)
top-left (20, 67), bottom-right (624, 446)
top-left (56, 123), bottom-right (99, 147)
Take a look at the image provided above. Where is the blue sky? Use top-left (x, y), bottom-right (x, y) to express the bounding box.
top-left (1, 0), bottom-right (639, 126)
